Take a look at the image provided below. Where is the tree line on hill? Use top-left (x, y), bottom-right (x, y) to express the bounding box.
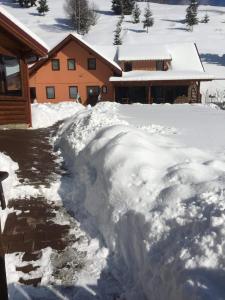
top-left (112, 0), bottom-right (210, 45)
top-left (13, 0), bottom-right (210, 38)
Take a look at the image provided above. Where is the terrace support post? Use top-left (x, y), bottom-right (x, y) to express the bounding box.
top-left (197, 81), bottom-right (201, 103)
top-left (0, 172), bottom-right (9, 300)
top-left (148, 85), bottom-right (152, 104)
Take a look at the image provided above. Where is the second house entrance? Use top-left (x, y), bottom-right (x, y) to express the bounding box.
top-left (87, 86), bottom-right (100, 106)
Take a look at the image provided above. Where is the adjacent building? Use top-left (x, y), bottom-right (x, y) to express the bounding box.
top-left (0, 7), bottom-right (48, 126)
top-left (30, 34), bottom-right (214, 106)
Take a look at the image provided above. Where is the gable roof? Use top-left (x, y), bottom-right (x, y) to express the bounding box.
top-left (0, 7), bottom-right (48, 57)
top-left (30, 33), bottom-right (122, 75)
top-left (110, 42), bottom-right (214, 82)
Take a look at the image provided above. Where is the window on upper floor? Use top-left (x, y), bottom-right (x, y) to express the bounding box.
top-left (88, 58), bottom-right (96, 70)
top-left (156, 61), bottom-right (165, 71)
top-left (124, 62), bottom-right (132, 72)
top-left (51, 59), bottom-right (60, 71)
top-left (46, 86), bottom-right (55, 99)
top-left (67, 59), bottom-right (76, 70)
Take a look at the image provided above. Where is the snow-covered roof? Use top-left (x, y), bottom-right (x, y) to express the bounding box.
top-left (167, 42), bottom-right (204, 73)
top-left (110, 70), bottom-right (214, 82)
top-left (118, 45), bottom-right (172, 61)
top-left (0, 6), bottom-right (49, 51)
top-left (111, 42), bottom-right (214, 82)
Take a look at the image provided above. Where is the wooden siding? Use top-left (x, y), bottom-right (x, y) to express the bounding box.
top-left (120, 60), bottom-right (171, 71)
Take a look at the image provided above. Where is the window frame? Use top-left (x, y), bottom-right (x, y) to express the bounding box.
top-left (51, 59), bottom-right (60, 71)
top-left (87, 58), bottom-right (96, 70)
top-left (0, 55), bottom-right (22, 97)
top-left (156, 60), bottom-right (165, 71)
top-left (124, 62), bottom-right (132, 72)
top-left (69, 86), bottom-right (78, 99)
top-left (67, 59), bottom-right (76, 71)
top-left (46, 86), bottom-right (55, 99)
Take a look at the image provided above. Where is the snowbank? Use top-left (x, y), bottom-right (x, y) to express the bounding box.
top-left (31, 102), bottom-right (84, 129)
top-left (57, 102), bottom-right (225, 300)
top-left (0, 152), bottom-right (19, 204)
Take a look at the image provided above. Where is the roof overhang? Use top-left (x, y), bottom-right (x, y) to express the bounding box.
top-left (110, 71), bottom-right (215, 83)
top-left (0, 7), bottom-right (48, 57)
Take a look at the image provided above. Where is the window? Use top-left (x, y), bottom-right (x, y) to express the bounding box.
top-left (46, 86), bottom-right (55, 99)
top-left (67, 59), bottom-right (76, 70)
top-left (102, 85), bottom-right (107, 94)
top-left (88, 58), bottom-right (96, 70)
top-left (87, 86), bottom-right (100, 96)
top-left (69, 86), bottom-right (78, 99)
top-left (0, 55), bottom-right (22, 96)
top-left (156, 61), bottom-right (164, 71)
top-left (51, 59), bottom-right (60, 71)
top-left (124, 62), bottom-right (132, 72)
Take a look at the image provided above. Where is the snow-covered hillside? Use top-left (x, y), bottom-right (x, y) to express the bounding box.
top-left (1, 0), bottom-right (225, 97)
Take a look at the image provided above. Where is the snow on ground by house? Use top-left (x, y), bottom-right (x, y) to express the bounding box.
top-left (1, 0), bottom-right (225, 97)
top-left (31, 102), bottom-right (84, 129)
top-left (56, 102), bottom-right (225, 300)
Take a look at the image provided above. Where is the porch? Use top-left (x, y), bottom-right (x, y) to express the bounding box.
top-left (114, 81), bottom-right (201, 104)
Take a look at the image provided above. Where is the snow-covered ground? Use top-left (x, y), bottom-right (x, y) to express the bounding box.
top-left (2, 101), bottom-right (225, 299)
top-left (1, 0), bottom-right (225, 97)
top-left (54, 102), bottom-right (225, 300)
top-left (31, 102), bottom-right (84, 128)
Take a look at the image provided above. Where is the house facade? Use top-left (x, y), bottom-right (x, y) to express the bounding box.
top-left (30, 34), bottom-right (122, 106)
top-left (0, 7), bottom-right (48, 126)
top-left (30, 35), bottom-right (214, 106)
top-left (110, 43), bottom-right (214, 104)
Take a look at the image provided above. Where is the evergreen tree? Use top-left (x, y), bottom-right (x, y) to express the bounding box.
top-left (64, 0), bottom-right (98, 35)
top-left (113, 18), bottom-right (122, 45)
top-left (143, 3), bottom-right (154, 33)
top-left (201, 12), bottom-right (209, 23)
top-left (37, 0), bottom-right (49, 15)
top-left (185, 0), bottom-right (199, 31)
top-left (112, 0), bottom-right (135, 15)
top-left (132, 3), bottom-right (141, 24)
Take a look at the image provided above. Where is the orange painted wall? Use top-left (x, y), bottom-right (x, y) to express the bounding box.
top-left (29, 40), bottom-right (116, 104)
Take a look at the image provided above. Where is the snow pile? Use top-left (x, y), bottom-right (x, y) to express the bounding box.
top-left (31, 102), bottom-right (84, 129)
top-left (57, 102), bottom-right (225, 300)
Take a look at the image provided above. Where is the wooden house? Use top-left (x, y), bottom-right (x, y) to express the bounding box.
top-left (30, 34), bottom-right (214, 106)
top-left (110, 43), bottom-right (214, 104)
top-left (29, 34), bottom-right (122, 106)
top-left (0, 7), bottom-right (48, 126)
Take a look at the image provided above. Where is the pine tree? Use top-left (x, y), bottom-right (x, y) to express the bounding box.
top-left (201, 12), bottom-right (209, 23)
top-left (143, 3), bottom-right (154, 33)
top-left (132, 3), bottom-right (141, 24)
top-left (37, 0), bottom-right (49, 15)
top-left (112, 0), bottom-right (135, 15)
top-left (113, 18), bottom-right (122, 45)
top-left (185, 0), bottom-right (199, 31)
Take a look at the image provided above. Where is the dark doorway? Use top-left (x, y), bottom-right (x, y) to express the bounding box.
top-left (87, 86), bottom-right (100, 106)
top-left (115, 86), bottom-right (147, 104)
top-left (151, 86), bottom-right (188, 104)
top-left (30, 87), bottom-right (36, 103)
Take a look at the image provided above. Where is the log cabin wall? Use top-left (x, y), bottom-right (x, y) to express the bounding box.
top-left (0, 53), bottom-right (31, 126)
